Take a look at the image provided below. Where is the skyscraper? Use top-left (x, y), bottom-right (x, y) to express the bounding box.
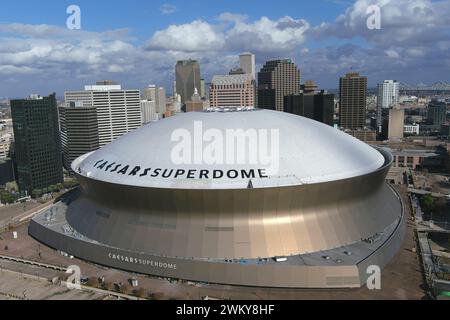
top-left (376, 80), bottom-right (399, 130)
top-left (59, 103), bottom-right (99, 170)
top-left (427, 100), bottom-right (447, 126)
top-left (209, 74), bottom-right (255, 108)
top-left (257, 59), bottom-right (301, 111)
top-left (140, 100), bottom-right (158, 124)
top-left (62, 83), bottom-right (141, 169)
top-left (339, 72), bottom-right (368, 129)
top-left (175, 60), bottom-right (201, 105)
top-left (200, 79), bottom-right (206, 99)
top-left (381, 108), bottom-right (405, 141)
top-left (11, 93), bottom-right (63, 194)
top-left (239, 52), bottom-right (256, 80)
top-left (284, 81), bottom-right (334, 126)
top-left (143, 85), bottom-right (166, 115)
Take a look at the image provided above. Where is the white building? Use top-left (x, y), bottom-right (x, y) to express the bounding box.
top-left (377, 80), bottom-right (399, 129)
top-left (0, 133), bottom-right (12, 160)
top-left (141, 100), bottom-right (159, 124)
top-left (399, 96), bottom-right (418, 104)
top-left (404, 124), bottom-right (420, 135)
top-left (143, 85), bottom-right (166, 115)
top-left (239, 52), bottom-right (256, 80)
top-left (62, 83), bottom-right (142, 168)
top-left (209, 74), bottom-right (255, 109)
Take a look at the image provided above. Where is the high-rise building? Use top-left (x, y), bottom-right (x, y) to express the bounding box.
top-left (209, 74), bottom-right (255, 109)
top-left (62, 83), bottom-right (141, 168)
top-left (141, 100), bottom-right (158, 124)
top-left (381, 108), bottom-right (405, 141)
top-left (427, 100), bottom-right (447, 126)
top-left (200, 79), bottom-right (206, 99)
top-left (376, 80), bottom-right (399, 130)
top-left (346, 129), bottom-right (377, 142)
top-left (172, 80), bottom-right (177, 98)
top-left (143, 85), bottom-right (166, 115)
top-left (59, 104), bottom-right (99, 170)
top-left (239, 52), bottom-right (256, 80)
top-left (284, 81), bottom-right (334, 126)
top-left (11, 94), bottom-right (63, 194)
top-left (339, 72), bottom-right (368, 130)
top-left (175, 60), bottom-right (201, 105)
top-left (257, 59), bottom-right (301, 111)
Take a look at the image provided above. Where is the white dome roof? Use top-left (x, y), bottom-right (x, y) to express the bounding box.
top-left (73, 110), bottom-right (385, 190)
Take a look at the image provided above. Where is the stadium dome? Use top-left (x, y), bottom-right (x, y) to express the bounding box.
top-left (30, 109), bottom-right (405, 289)
top-left (74, 110), bottom-right (385, 189)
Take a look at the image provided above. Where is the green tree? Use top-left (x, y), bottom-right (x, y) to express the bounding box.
top-left (421, 194), bottom-right (436, 215)
top-left (0, 192), bottom-right (15, 204)
top-left (32, 189), bottom-right (42, 199)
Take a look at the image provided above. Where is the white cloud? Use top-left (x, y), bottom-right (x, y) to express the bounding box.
top-left (0, 23), bottom-right (131, 40)
top-left (217, 12), bottom-right (249, 24)
top-left (146, 15), bottom-right (310, 53)
top-left (1, 2), bottom-right (450, 97)
top-left (314, 0), bottom-right (450, 47)
top-left (160, 4), bottom-right (178, 15)
top-left (385, 49), bottom-right (400, 59)
top-left (147, 20), bottom-right (225, 52)
top-left (0, 65), bottom-right (38, 75)
top-left (225, 16), bottom-right (309, 53)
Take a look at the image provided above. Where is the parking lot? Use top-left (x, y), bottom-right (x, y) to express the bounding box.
top-left (0, 202), bottom-right (41, 229)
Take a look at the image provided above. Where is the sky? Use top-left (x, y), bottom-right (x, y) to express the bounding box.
top-left (0, 0), bottom-right (449, 98)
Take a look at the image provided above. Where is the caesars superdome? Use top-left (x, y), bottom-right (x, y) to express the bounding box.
top-left (30, 109), bottom-right (405, 288)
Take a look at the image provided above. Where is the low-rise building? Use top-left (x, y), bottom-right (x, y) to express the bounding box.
top-left (404, 124), bottom-right (420, 135)
top-left (387, 148), bottom-right (441, 170)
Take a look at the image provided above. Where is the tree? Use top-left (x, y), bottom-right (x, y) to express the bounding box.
top-left (48, 185), bottom-right (56, 193)
top-left (5, 182), bottom-right (18, 193)
top-left (421, 194), bottom-right (436, 215)
top-left (0, 191), bottom-right (16, 204)
top-left (32, 189), bottom-right (42, 199)
top-left (56, 183), bottom-right (64, 192)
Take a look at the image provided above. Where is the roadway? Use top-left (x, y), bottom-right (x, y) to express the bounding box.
top-left (408, 188), bottom-right (449, 199)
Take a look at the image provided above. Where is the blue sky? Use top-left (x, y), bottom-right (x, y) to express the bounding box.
top-left (0, 0), bottom-right (351, 49)
top-left (0, 0), bottom-right (346, 34)
top-left (0, 0), bottom-right (449, 97)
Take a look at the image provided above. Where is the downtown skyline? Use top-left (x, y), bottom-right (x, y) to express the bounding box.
top-left (0, 0), bottom-right (450, 97)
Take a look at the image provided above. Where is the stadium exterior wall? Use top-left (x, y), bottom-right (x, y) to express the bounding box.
top-left (29, 208), bottom-right (405, 288)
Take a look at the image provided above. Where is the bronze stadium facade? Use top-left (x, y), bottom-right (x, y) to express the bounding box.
top-left (29, 110), bottom-right (405, 288)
